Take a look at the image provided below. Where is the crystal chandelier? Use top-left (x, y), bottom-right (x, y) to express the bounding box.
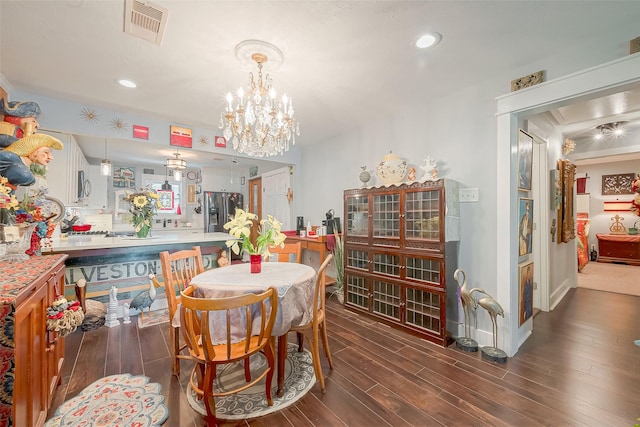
top-left (219, 41), bottom-right (300, 157)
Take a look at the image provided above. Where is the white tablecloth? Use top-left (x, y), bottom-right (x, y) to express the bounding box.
top-left (186, 262), bottom-right (316, 340)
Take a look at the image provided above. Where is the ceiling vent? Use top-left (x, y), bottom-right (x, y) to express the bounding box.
top-left (124, 0), bottom-right (169, 46)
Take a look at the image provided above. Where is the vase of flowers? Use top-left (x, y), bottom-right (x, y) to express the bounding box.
top-left (125, 188), bottom-right (160, 238)
top-left (223, 208), bottom-right (286, 273)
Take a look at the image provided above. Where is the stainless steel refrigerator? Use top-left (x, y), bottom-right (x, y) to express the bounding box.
top-left (203, 191), bottom-right (244, 233)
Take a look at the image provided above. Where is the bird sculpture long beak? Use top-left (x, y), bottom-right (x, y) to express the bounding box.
top-left (149, 273), bottom-right (163, 288)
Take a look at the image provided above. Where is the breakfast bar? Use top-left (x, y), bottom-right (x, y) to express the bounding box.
top-left (47, 231), bottom-right (231, 305)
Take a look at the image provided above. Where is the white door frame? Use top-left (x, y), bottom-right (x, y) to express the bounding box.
top-left (531, 133), bottom-right (550, 313)
top-left (496, 54), bottom-right (640, 356)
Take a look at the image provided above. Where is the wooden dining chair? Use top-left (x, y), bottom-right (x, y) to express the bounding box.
top-left (157, 246), bottom-right (204, 377)
top-left (289, 253), bottom-right (334, 393)
top-left (266, 241), bottom-right (302, 263)
top-left (180, 285), bottom-right (279, 426)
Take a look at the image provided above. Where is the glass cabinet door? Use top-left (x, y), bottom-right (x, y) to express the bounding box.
top-left (346, 195), bottom-right (369, 237)
top-left (373, 192), bottom-right (400, 238)
top-left (404, 189), bottom-right (441, 241)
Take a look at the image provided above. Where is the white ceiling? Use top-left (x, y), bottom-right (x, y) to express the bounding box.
top-left (2, 1), bottom-right (640, 168)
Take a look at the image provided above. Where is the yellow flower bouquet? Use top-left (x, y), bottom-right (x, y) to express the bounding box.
top-left (125, 188), bottom-right (160, 238)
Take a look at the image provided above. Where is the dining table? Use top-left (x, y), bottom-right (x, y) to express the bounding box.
top-left (188, 261), bottom-right (317, 397)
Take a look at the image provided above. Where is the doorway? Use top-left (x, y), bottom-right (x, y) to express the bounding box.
top-left (256, 167), bottom-right (292, 230)
top-left (496, 53), bottom-right (640, 356)
top-left (248, 177), bottom-right (262, 221)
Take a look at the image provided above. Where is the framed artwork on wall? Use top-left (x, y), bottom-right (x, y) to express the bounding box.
top-left (517, 129), bottom-right (533, 191)
top-left (518, 197), bottom-right (533, 256)
top-left (170, 125), bottom-right (192, 148)
top-left (518, 260), bottom-right (534, 326)
top-left (549, 169), bottom-right (561, 211)
top-left (557, 159), bottom-right (576, 243)
top-left (113, 166), bottom-right (136, 188)
top-left (601, 173), bottom-right (634, 195)
top-left (187, 184), bottom-right (196, 204)
top-left (157, 190), bottom-right (174, 211)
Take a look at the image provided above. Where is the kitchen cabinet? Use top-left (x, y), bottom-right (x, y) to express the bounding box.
top-left (343, 180), bottom-right (460, 346)
top-left (86, 164), bottom-right (108, 208)
top-left (41, 131), bottom-right (89, 206)
top-left (0, 255), bottom-right (67, 427)
top-left (202, 166), bottom-right (242, 193)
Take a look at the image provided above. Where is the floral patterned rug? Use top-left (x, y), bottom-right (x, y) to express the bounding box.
top-left (187, 343), bottom-right (315, 420)
top-left (45, 373), bottom-right (169, 427)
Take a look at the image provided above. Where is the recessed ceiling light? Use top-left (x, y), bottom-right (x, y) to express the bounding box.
top-left (416, 32), bottom-right (442, 49)
top-left (118, 79), bottom-right (137, 88)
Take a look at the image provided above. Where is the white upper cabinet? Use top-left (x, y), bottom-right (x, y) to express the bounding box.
top-left (41, 131), bottom-right (89, 206)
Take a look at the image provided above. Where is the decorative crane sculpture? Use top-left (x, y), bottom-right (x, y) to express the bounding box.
top-left (473, 289), bottom-right (507, 363)
top-left (130, 279), bottom-right (159, 319)
top-left (454, 268), bottom-right (486, 352)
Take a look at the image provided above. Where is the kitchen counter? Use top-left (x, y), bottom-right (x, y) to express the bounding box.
top-left (48, 231), bottom-right (230, 252)
top-left (46, 231), bottom-right (233, 307)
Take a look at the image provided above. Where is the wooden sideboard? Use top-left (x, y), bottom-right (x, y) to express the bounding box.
top-left (283, 234), bottom-right (336, 264)
top-left (0, 254), bottom-right (67, 427)
top-left (596, 233), bottom-right (640, 266)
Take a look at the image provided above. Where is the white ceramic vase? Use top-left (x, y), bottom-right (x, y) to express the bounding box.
top-left (376, 152), bottom-right (407, 185)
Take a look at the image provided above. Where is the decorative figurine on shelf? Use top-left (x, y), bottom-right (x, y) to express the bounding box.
top-left (358, 165), bottom-right (371, 187)
top-left (123, 303), bottom-right (131, 324)
top-left (217, 248), bottom-right (229, 267)
top-left (0, 98), bottom-right (41, 148)
top-left (419, 156), bottom-right (438, 182)
top-left (407, 167), bottom-right (416, 182)
top-left (105, 286), bottom-right (121, 328)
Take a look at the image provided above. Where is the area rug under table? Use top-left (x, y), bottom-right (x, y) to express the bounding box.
top-left (187, 343), bottom-right (316, 420)
top-left (45, 373), bottom-right (169, 427)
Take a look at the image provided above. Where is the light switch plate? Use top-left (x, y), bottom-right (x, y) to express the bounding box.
top-left (459, 188), bottom-right (479, 202)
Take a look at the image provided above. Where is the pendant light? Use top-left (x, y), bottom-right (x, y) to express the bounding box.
top-left (166, 149), bottom-right (186, 182)
top-left (161, 166), bottom-right (172, 190)
top-left (100, 139), bottom-right (111, 176)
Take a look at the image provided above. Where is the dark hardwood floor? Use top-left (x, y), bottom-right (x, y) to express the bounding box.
top-left (49, 287), bottom-right (640, 426)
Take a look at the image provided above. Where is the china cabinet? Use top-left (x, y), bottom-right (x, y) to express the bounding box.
top-left (343, 180), bottom-right (460, 346)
